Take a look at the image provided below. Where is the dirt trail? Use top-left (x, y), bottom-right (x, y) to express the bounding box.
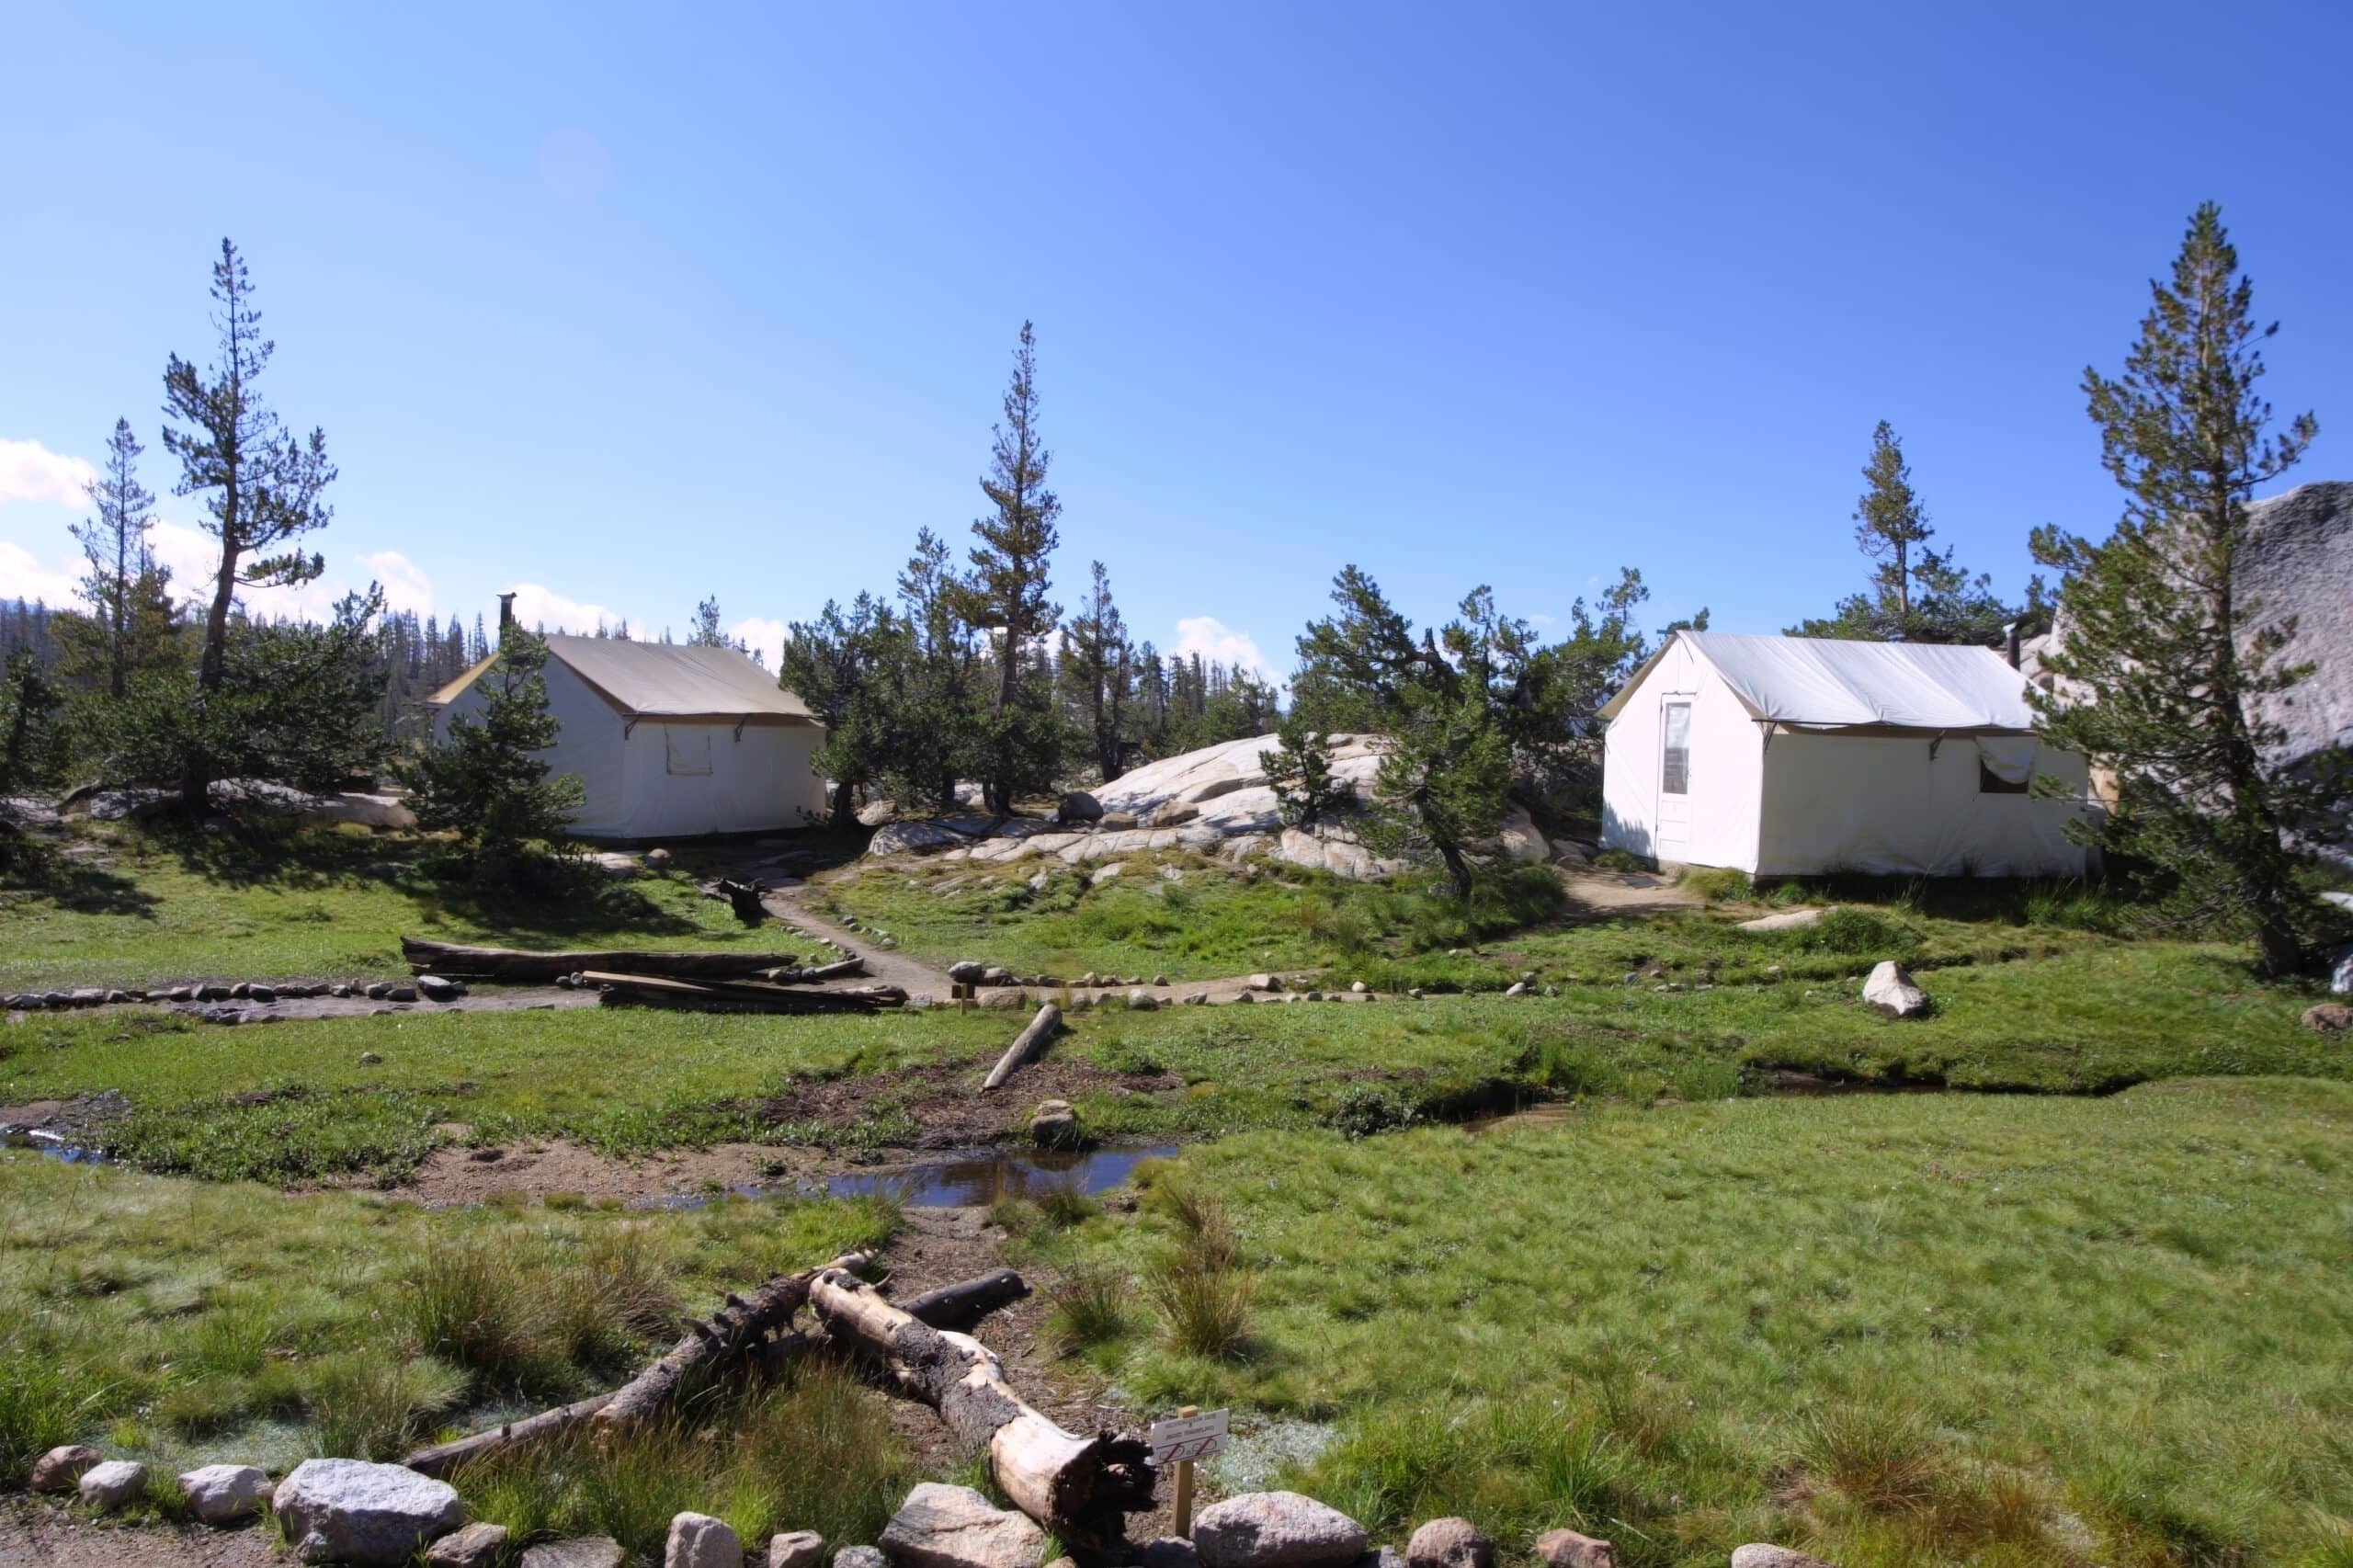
top-left (0, 1500), bottom-right (276, 1566)
top-left (758, 883), bottom-right (958, 997)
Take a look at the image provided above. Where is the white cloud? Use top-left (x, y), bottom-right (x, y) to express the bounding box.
top-left (506, 582), bottom-right (631, 636)
top-left (1172, 614), bottom-right (1273, 679)
top-left (360, 551), bottom-right (435, 617)
top-left (731, 616), bottom-right (789, 670)
top-left (0, 540), bottom-right (80, 605)
top-left (0, 437), bottom-right (97, 509)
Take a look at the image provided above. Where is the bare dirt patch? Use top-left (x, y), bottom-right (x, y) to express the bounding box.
top-left (0, 1499), bottom-right (278, 1567)
top-left (402, 1051), bottom-right (1180, 1205)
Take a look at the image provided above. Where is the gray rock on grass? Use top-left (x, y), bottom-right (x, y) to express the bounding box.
top-left (177, 1462), bottom-right (272, 1523)
top-left (1530, 1529), bottom-right (1616, 1567)
top-left (78, 1460), bottom-right (147, 1512)
top-left (523, 1540), bottom-right (629, 1568)
top-left (28, 1444), bottom-right (99, 1494)
top-left (768, 1531), bottom-right (826, 1568)
top-left (668, 1511), bottom-right (745, 1568)
top-left (1729, 1548), bottom-right (1838, 1568)
top-left (1737, 907), bottom-right (1825, 933)
top-left (427, 1522), bottom-right (513, 1566)
top-left (879, 1481), bottom-right (1047, 1568)
top-left (1193, 1492), bottom-right (1368, 1568)
top-left (1404, 1518), bottom-right (1493, 1568)
top-left (836, 1548), bottom-right (890, 1568)
top-left (1861, 960), bottom-right (1928, 1018)
top-left (273, 1457), bottom-right (464, 1565)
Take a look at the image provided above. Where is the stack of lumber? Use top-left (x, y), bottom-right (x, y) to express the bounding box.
top-left (399, 937), bottom-right (886, 1012)
top-left (588, 971), bottom-right (904, 1014)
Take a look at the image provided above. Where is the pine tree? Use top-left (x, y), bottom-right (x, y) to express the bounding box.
top-left (1261, 714), bottom-right (1357, 829)
top-left (404, 628), bottom-right (583, 875)
top-left (63, 419), bottom-right (176, 699)
top-left (950, 322), bottom-right (1063, 812)
top-left (781, 592), bottom-right (904, 826)
top-left (688, 596), bottom-right (729, 648)
top-left (2030, 203), bottom-right (2336, 977)
top-left (161, 239), bottom-right (336, 811)
top-left (0, 649), bottom-right (63, 796)
top-left (1063, 561), bottom-right (1132, 780)
top-left (1791, 423), bottom-right (2025, 644)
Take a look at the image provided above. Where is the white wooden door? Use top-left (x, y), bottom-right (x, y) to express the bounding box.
top-left (1655, 700), bottom-right (1693, 858)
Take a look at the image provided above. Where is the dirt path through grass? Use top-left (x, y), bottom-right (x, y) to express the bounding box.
top-left (0, 1496), bottom-right (278, 1564)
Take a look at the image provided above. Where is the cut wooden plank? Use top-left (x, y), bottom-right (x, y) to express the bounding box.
top-left (981, 1004), bottom-right (1062, 1091)
top-left (757, 957), bottom-right (870, 985)
top-left (401, 937), bottom-right (799, 983)
top-left (588, 971), bottom-right (905, 1014)
top-left (809, 1267), bottom-right (1154, 1551)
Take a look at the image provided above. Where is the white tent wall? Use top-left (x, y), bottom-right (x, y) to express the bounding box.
top-left (430, 659), bottom-right (826, 842)
top-left (610, 720), bottom-right (826, 840)
top-left (1599, 638), bottom-right (1764, 868)
top-left (432, 658), bottom-right (634, 838)
top-left (1756, 733), bottom-right (2089, 877)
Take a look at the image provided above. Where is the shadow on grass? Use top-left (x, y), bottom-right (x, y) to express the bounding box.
top-left (0, 854), bottom-right (160, 919)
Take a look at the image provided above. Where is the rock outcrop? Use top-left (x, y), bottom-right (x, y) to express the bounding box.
top-left (862, 733), bottom-right (1552, 881)
top-left (2022, 481), bottom-right (2353, 852)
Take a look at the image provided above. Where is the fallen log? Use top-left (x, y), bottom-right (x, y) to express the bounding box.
top-left (809, 1267), bottom-right (1153, 1551)
top-left (595, 1247), bottom-right (877, 1434)
top-left (981, 1003), bottom-right (1062, 1091)
top-left (589, 972), bottom-right (906, 1014)
top-left (895, 1267), bottom-right (1030, 1327)
top-left (757, 957), bottom-right (869, 985)
top-left (403, 1260), bottom-right (1029, 1479)
top-left (401, 937), bottom-right (800, 983)
top-left (402, 1247), bottom-right (876, 1475)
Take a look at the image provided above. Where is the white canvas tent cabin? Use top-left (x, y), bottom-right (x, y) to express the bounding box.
top-left (426, 633), bottom-right (828, 842)
top-left (1597, 631), bottom-right (2091, 877)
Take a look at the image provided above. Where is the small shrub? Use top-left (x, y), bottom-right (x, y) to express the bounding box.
top-left (1680, 866), bottom-right (1755, 903)
top-left (0, 1335), bottom-right (112, 1478)
top-left (409, 1240), bottom-right (566, 1392)
top-left (1030, 1180), bottom-right (1099, 1230)
top-left (1799, 908), bottom-right (1922, 958)
top-left (307, 1350), bottom-right (468, 1460)
top-left (1802, 1397), bottom-right (1945, 1515)
top-left (1044, 1266), bottom-right (1132, 1353)
top-left (1327, 1085), bottom-right (1422, 1140)
top-left (1149, 1246), bottom-right (1254, 1359)
top-left (1593, 847), bottom-right (1646, 872)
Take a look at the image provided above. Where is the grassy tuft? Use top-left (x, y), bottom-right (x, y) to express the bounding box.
top-left (1679, 866), bottom-right (1756, 903)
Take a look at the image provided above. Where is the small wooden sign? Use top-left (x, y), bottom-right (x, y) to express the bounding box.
top-left (1149, 1405), bottom-right (1230, 1464)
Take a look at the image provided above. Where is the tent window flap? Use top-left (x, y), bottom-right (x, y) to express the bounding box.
top-left (665, 725), bottom-right (714, 776)
top-left (1661, 702), bottom-right (1691, 795)
top-left (1977, 734), bottom-right (2037, 795)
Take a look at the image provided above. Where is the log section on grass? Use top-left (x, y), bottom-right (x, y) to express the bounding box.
top-left (401, 937), bottom-right (801, 983)
top-left (809, 1267), bottom-right (1154, 1551)
top-left (980, 1004), bottom-right (1062, 1091)
top-left (589, 971), bottom-right (905, 1014)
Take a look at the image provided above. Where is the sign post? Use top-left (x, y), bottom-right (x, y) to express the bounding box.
top-left (1147, 1405), bottom-right (1230, 1539)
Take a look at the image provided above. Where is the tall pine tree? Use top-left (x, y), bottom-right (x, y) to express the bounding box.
top-left (950, 322), bottom-right (1063, 812)
top-left (2030, 203), bottom-right (2336, 976)
top-left (161, 239), bottom-right (337, 811)
top-left (63, 419), bottom-right (179, 699)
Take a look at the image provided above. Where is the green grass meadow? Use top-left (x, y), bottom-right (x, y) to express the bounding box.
top-left (1041, 1078), bottom-right (2353, 1566)
top-left (0, 1152), bottom-right (904, 1549)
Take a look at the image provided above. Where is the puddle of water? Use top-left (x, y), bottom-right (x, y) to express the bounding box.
top-left (1, 1128), bottom-right (110, 1164)
top-left (819, 1143), bottom-right (1180, 1207)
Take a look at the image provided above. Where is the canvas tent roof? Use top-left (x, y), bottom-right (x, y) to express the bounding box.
top-left (427, 635), bottom-right (817, 723)
top-left (1599, 631), bottom-right (2037, 732)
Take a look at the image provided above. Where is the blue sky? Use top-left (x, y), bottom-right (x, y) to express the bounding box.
top-left (4, 1), bottom-right (2347, 676)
